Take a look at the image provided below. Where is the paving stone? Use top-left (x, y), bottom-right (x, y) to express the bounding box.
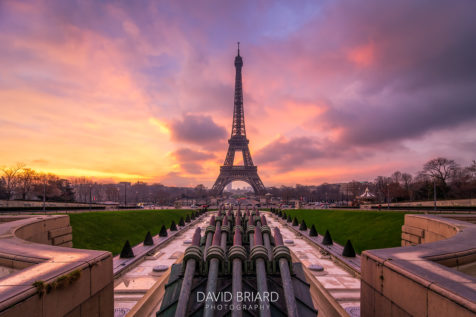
top-left (169, 251), bottom-right (183, 259)
top-left (115, 277), bottom-right (157, 293)
top-left (145, 251), bottom-right (163, 260)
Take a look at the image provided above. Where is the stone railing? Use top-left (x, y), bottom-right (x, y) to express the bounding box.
top-left (0, 215), bottom-right (113, 317)
top-left (362, 198), bottom-right (476, 210)
top-left (361, 214), bottom-right (476, 317)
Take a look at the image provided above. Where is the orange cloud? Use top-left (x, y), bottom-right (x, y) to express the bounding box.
top-left (348, 43), bottom-right (375, 67)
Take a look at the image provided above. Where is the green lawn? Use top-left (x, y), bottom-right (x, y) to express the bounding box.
top-left (69, 209), bottom-right (193, 255)
top-left (282, 209), bottom-right (409, 254)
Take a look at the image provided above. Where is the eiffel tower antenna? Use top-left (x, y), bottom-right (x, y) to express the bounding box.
top-left (211, 44), bottom-right (265, 196)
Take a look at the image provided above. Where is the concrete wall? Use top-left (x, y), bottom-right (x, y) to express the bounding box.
top-left (361, 214), bottom-right (476, 317)
top-left (0, 200), bottom-right (104, 209)
top-left (0, 215), bottom-right (113, 317)
top-left (363, 198), bottom-right (476, 209)
top-left (401, 214), bottom-right (459, 246)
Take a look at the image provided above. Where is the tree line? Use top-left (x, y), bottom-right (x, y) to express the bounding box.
top-left (0, 163), bottom-right (74, 202)
top-left (0, 163), bottom-right (209, 205)
top-left (2, 157), bottom-right (475, 205)
top-left (265, 158), bottom-right (476, 204)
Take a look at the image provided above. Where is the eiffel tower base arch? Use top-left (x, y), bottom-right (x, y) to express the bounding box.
top-left (211, 166), bottom-right (265, 196)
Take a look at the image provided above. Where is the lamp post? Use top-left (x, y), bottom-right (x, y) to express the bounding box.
top-left (124, 183), bottom-right (127, 207)
top-left (433, 179), bottom-right (437, 212)
top-left (43, 177), bottom-right (46, 213)
top-left (387, 183), bottom-right (390, 210)
top-left (89, 184), bottom-right (92, 211)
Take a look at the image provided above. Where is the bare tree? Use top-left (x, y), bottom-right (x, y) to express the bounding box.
top-left (18, 168), bottom-right (37, 200)
top-left (34, 173), bottom-right (62, 201)
top-left (466, 160), bottom-right (476, 178)
top-left (423, 157), bottom-right (458, 185)
top-left (0, 163), bottom-right (25, 200)
top-left (392, 171), bottom-right (402, 184)
top-left (401, 173), bottom-right (413, 200)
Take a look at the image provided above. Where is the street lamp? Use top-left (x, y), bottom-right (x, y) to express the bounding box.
top-left (387, 183), bottom-right (390, 210)
top-left (124, 183), bottom-right (127, 207)
top-left (43, 177), bottom-right (46, 213)
top-left (89, 184), bottom-right (93, 211)
top-left (433, 179), bottom-right (437, 212)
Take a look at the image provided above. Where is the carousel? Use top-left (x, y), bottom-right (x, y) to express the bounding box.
top-left (357, 187), bottom-right (376, 206)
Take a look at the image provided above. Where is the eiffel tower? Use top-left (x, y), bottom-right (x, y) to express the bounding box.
top-left (211, 43), bottom-right (265, 196)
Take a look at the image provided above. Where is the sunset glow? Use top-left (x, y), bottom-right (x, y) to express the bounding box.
top-left (1, 0), bottom-right (475, 187)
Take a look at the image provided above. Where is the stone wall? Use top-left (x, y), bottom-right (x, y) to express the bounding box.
top-left (0, 215), bottom-right (113, 317)
top-left (363, 198), bottom-right (476, 209)
top-left (14, 215), bottom-right (73, 248)
top-left (0, 200), bottom-right (99, 208)
top-left (401, 214), bottom-right (459, 246)
top-left (361, 214), bottom-right (476, 317)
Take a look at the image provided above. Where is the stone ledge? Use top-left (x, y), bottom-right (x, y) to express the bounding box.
top-left (48, 226), bottom-right (72, 239)
top-left (402, 224), bottom-right (425, 237)
top-left (362, 214), bottom-right (476, 317)
top-left (0, 215), bottom-right (113, 317)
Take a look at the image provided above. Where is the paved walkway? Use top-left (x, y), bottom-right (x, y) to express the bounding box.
top-left (113, 213), bottom-right (212, 317)
top-left (266, 213), bottom-right (361, 317)
top-left (113, 212), bottom-right (360, 317)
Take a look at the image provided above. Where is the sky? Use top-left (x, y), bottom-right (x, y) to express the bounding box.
top-left (1, 0), bottom-right (475, 187)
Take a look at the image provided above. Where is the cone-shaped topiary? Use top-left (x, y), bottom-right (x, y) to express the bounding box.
top-left (144, 231), bottom-right (154, 245)
top-left (322, 230), bottom-right (333, 245)
top-left (159, 225), bottom-right (168, 237)
top-left (278, 210), bottom-right (282, 217)
top-left (282, 212), bottom-right (287, 220)
top-left (342, 240), bottom-right (356, 257)
top-left (299, 220), bottom-right (307, 231)
top-left (185, 215), bottom-right (191, 223)
top-left (191, 212), bottom-right (196, 220)
top-left (120, 240), bottom-right (134, 258)
top-left (309, 224), bottom-right (318, 236)
top-left (287, 215), bottom-right (292, 222)
top-left (292, 217), bottom-right (299, 226)
top-left (170, 220), bottom-right (177, 231)
top-left (179, 217), bottom-right (185, 226)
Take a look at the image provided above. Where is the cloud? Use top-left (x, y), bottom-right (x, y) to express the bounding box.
top-left (172, 148), bottom-right (216, 162)
top-left (170, 114), bottom-right (227, 148)
top-left (255, 136), bottom-right (328, 172)
top-left (171, 148), bottom-right (216, 174)
top-left (31, 159), bottom-right (49, 165)
top-left (304, 0), bottom-right (476, 147)
top-left (180, 163), bottom-right (204, 174)
top-left (1, 0), bottom-right (475, 186)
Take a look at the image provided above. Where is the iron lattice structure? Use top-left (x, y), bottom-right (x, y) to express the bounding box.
top-left (211, 44), bottom-right (265, 195)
